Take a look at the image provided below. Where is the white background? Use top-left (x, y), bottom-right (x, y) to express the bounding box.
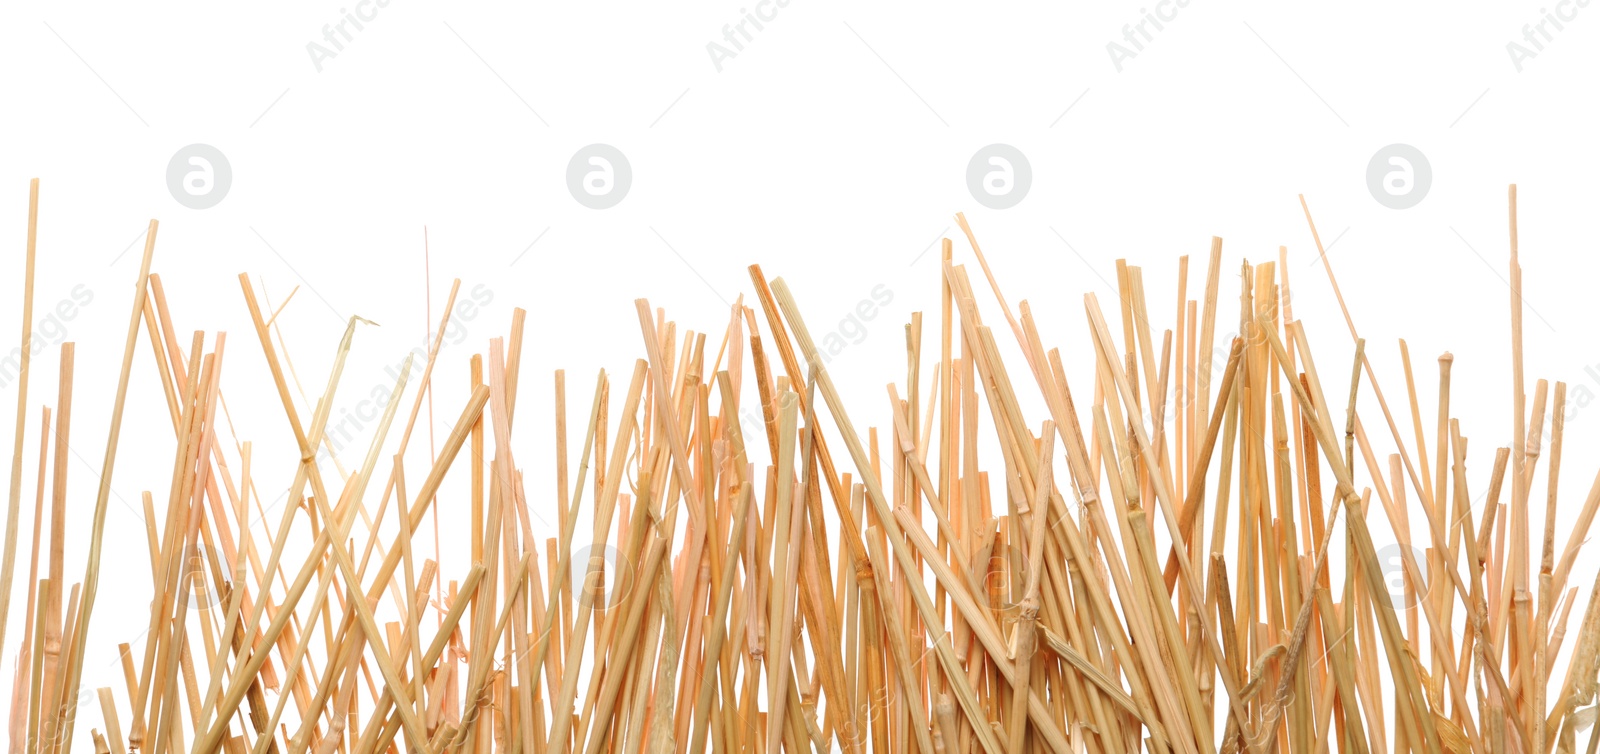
top-left (2, 0), bottom-right (1599, 749)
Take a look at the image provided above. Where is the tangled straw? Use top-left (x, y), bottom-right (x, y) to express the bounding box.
top-left (1, 181), bottom-right (1597, 754)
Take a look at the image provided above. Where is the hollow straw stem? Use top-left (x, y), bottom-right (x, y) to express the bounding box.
top-left (55, 219), bottom-right (158, 750)
top-left (0, 178), bottom-right (41, 673)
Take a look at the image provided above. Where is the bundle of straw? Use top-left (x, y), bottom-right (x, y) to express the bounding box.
top-left (2, 180), bottom-right (1596, 754)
